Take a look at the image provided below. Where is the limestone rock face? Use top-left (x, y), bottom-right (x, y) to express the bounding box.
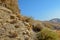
top-left (0, 0), bottom-right (20, 14)
top-left (0, 0), bottom-right (37, 40)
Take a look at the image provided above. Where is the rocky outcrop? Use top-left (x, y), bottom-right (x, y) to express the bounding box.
top-left (0, 0), bottom-right (38, 40)
top-left (0, 0), bottom-right (20, 15)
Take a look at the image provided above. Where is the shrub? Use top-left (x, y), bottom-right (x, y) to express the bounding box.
top-left (32, 23), bottom-right (43, 32)
top-left (37, 28), bottom-right (59, 40)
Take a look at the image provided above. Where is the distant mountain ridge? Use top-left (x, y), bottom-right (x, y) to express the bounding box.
top-left (50, 18), bottom-right (60, 23)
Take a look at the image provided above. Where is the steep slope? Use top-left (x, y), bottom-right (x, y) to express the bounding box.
top-left (0, 0), bottom-right (37, 40)
top-left (0, 0), bottom-right (20, 14)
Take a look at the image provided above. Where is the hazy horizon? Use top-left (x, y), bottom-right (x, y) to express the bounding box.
top-left (18, 0), bottom-right (60, 21)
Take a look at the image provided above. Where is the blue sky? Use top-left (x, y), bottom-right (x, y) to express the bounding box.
top-left (18, 0), bottom-right (60, 21)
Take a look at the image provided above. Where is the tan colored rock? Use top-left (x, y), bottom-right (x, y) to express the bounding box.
top-left (0, 0), bottom-right (20, 15)
top-left (0, 0), bottom-right (37, 40)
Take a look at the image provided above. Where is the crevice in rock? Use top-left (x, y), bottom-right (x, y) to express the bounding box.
top-left (10, 15), bottom-right (15, 19)
top-left (32, 26), bottom-right (41, 32)
top-left (15, 25), bottom-right (19, 28)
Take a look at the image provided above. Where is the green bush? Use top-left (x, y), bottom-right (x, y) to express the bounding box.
top-left (37, 28), bottom-right (59, 40)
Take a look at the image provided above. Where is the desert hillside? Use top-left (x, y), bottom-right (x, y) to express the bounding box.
top-left (0, 0), bottom-right (60, 40)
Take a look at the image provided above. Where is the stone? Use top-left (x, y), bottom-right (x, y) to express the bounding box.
top-left (0, 0), bottom-right (20, 14)
top-left (0, 0), bottom-right (37, 40)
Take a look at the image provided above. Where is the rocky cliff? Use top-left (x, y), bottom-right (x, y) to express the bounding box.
top-left (0, 0), bottom-right (37, 40)
top-left (0, 0), bottom-right (20, 15)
